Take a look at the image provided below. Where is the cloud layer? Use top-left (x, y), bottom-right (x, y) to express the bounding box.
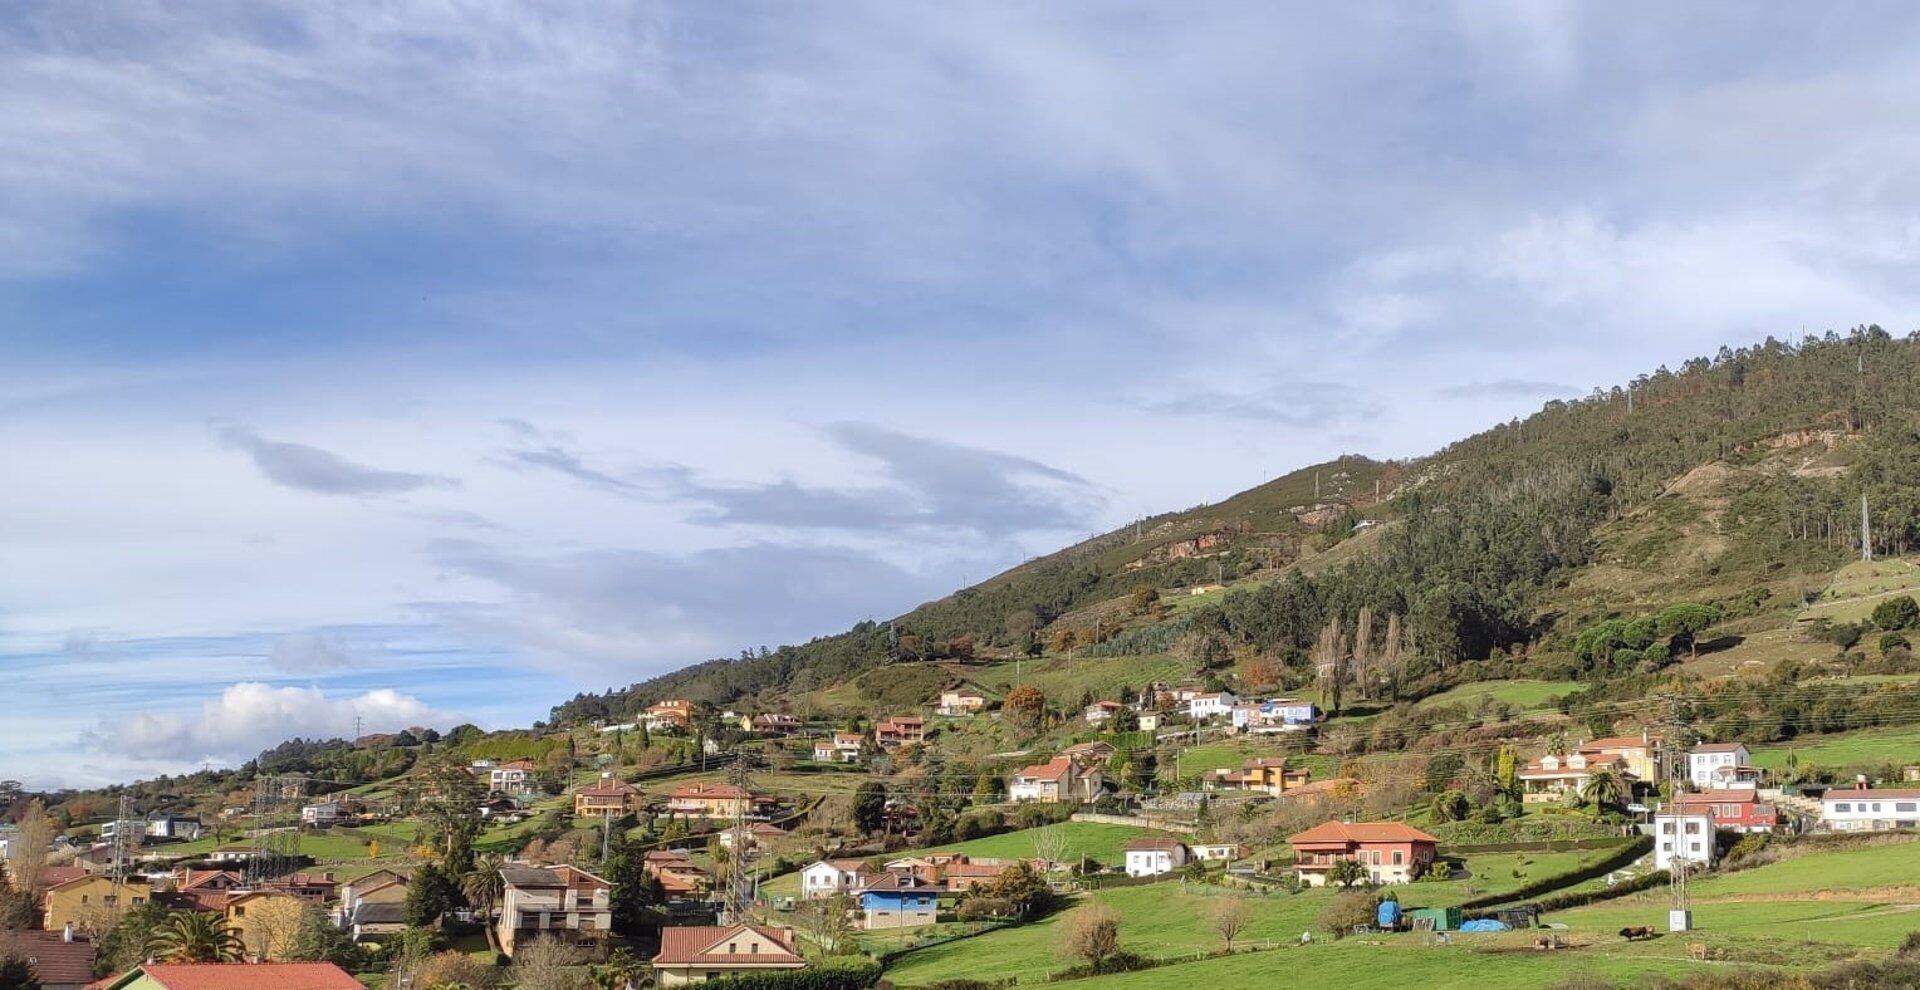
top-left (89, 683), bottom-right (451, 764)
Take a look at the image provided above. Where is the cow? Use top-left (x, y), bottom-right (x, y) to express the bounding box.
top-left (1618, 926), bottom-right (1655, 941)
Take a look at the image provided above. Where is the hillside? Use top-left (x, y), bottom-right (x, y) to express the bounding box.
top-left (555, 326), bottom-right (1920, 724)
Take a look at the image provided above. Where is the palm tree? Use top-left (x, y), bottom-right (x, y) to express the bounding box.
top-left (145, 910), bottom-right (245, 963)
top-left (461, 853), bottom-right (506, 953)
top-left (1581, 768), bottom-right (1630, 818)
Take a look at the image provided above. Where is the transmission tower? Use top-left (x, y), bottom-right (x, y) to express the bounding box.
top-left (722, 753), bottom-right (760, 924)
top-left (249, 774), bottom-right (307, 884)
top-left (1668, 858), bottom-right (1692, 932)
top-left (110, 794), bottom-right (136, 885)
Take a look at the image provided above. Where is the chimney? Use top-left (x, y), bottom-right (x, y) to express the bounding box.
top-left (63, 923), bottom-right (73, 943)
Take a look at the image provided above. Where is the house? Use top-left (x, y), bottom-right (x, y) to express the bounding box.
top-left (937, 688), bottom-right (987, 717)
top-left (716, 822), bottom-right (788, 853)
top-left (798, 859), bottom-right (869, 900)
top-left (1189, 843), bottom-right (1241, 862)
top-left (1188, 692), bottom-right (1238, 720)
top-left (347, 901), bottom-right (406, 942)
top-left (646, 699), bottom-right (695, 730)
top-left (1057, 740), bottom-right (1118, 767)
top-left (940, 862), bottom-right (1008, 892)
top-left (1581, 733), bottom-right (1662, 783)
top-left (875, 716), bottom-right (926, 748)
top-left (158, 871), bottom-right (245, 914)
top-left (470, 758), bottom-right (538, 795)
top-left (88, 962), bottom-right (365, 990)
top-left (856, 872), bottom-right (940, 929)
top-left (332, 870), bottom-right (408, 927)
top-left (1123, 837), bottom-right (1189, 877)
top-left (1288, 821), bottom-right (1439, 886)
top-left (1669, 790), bottom-right (1778, 834)
top-left (747, 714), bottom-right (803, 735)
top-left (1083, 700), bottom-right (1126, 725)
top-left (573, 773), bottom-right (644, 817)
top-left (1231, 699), bottom-right (1320, 734)
top-left (644, 851), bottom-right (712, 898)
top-left (651, 923), bottom-right (807, 987)
top-left (812, 733), bottom-right (865, 763)
top-left (205, 846), bottom-right (255, 865)
top-left (0, 928), bottom-right (97, 990)
top-left (1208, 758), bottom-right (1310, 797)
top-left (299, 802), bottom-right (344, 825)
top-left (267, 872), bottom-right (338, 904)
top-left (144, 815), bottom-right (202, 842)
top-left (43, 875), bottom-right (148, 934)
top-left (224, 890), bottom-right (306, 961)
top-left (1654, 806), bottom-right (1718, 869)
top-left (666, 783), bottom-right (758, 820)
top-left (1821, 788), bottom-right (1920, 832)
top-left (1008, 757), bottom-right (1104, 804)
top-left (496, 864), bottom-right (613, 956)
top-left (1138, 713), bottom-right (1162, 731)
top-left (1517, 750), bottom-right (1636, 803)
top-left (1688, 743), bottom-right (1752, 790)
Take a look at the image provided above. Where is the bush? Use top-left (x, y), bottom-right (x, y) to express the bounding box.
top-left (703, 958), bottom-right (882, 990)
top-left (1873, 596), bottom-right (1920, 631)
top-left (1317, 891), bottom-right (1376, 939)
top-left (1882, 632), bottom-right (1912, 655)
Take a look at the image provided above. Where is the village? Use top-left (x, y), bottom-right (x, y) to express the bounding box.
top-left (9, 670), bottom-right (1920, 990)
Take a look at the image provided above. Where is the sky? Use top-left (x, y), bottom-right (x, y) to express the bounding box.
top-left (8, 3), bottom-right (1920, 787)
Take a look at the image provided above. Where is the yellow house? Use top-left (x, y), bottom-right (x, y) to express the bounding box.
top-left (226, 890), bottom-right (308, 961)
top-left (43, 875), bottom-right (149, 934)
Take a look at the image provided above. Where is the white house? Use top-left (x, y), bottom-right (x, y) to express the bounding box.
top-left (937, 689), bottom-right (987, 717)
top-left (1083, 701), bottom-right (1126, 725)
top-left (1653, 807), bottom-right (1717, 869)
top-left (1821, 788), bottom-right (1920, 832)
top-left (1688, 743), bottom-right (1751, 790)
top-left (1189, 843), bottom-right (1240, 862)
top-left (300, 802), bottom-right (344, 825)
top-left (1123, 837), bottom-right (1189, 877)
top-left (812, 733), bottom-right (865, 763)
top-left (1188, 692), bottom-right (1238, 721)
top-left (1138, 713), bottom-right (1162, 731)
top-left (799, 859), bottom-right (868, 900)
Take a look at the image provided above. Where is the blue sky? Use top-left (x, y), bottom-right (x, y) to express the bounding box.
top-left (8, 3), bottom-right (1920, 787)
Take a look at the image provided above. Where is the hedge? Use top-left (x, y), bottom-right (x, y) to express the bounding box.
top-left (703, 958), bottom-right (882, 990)
top-left (1442, 837), bottom-right (1635, 855)
top-left (1527, 868), bottom-right (1670, 914)
top-left (1456, 834), bottom-right (1652, 910)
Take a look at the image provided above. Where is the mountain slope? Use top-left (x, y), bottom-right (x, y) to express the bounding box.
top-left (553, 326), bottom-right (1920, 723)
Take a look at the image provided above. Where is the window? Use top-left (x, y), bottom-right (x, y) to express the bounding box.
top-left (1875, 804), bottom-right (1885, 813)
top-left (1392, 851), bottom-right (1404, 865)
top-left (1836, 803), bottom-right (1852, 812)
top-left (728, 943), bottom-right (737, 954)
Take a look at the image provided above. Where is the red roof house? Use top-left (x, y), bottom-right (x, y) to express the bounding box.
top-left (1288, 821), bottom-right (1439, 886)
top-left (652, 923), bottom-right (806, 983)
top-left (89, 962), bottom-right (364, 989)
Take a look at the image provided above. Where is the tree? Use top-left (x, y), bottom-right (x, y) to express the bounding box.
top-left (1059, 902), bottom-right (1120, 969)
top-left (1108, 707), bottom-right (1139, 734)
top-left (978, 862), bottom-right (1052, 918)
top-left (1429, 790), bottom-right (1469, 823)
top-left (405, 863), bottom-right (463, 928)
top-left (417, 756), bottom-right (486, 873)
top-left (793, 893), bottom-right (856, 953)
top-left (96, 900), bottom-right (171, 974)
top-left (1656, 602), bottom-right (1723, 660)
top-left (144, 910), bottom-right (245, 963)
top-left (3, 802), bottom-right (55, 900)
top-left (287, 904), bottom-right (363, 969)
top-left (604, 836), bottom-right (663, 938)
top-left (1317, 890), bottom-right (1375, 939)
top-left (1003, 686), bottom-right (1047, 737)
top-left (511, 936), bottom-right (587, 990)
top-left (461, 855), bottom-right (506, 953)
top-left (1581, 768), bottom-right (1630, 818)
top-left (1209, 897), bottom-right (1251, 952)
top-left (852, 781), bottom-right (888, 836)
top-left (1326, 858), bottom-right (1368, 888)
top-left (1127, 586), bottom-right (1161, 617)
top-left (1873, 595), bottom-right (1920, 631)
top-left (0, 955), bottom-right (39, 990)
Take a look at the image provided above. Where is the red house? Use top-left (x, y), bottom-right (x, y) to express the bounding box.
top-left (1671, 789), bottom-right (1778, 834)
top-left (1288, 821), bottom-right (1439, 886)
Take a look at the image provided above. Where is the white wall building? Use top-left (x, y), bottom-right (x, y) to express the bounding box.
top-left (1188, 692), bottom-right (1238, 721)
top-left (1123, 838), bottom-right (1189, 877)
top-left (1688, 743), bottom-right (1750, 790)
top-left (1653, 808), bottom-right (1717, 870)
top-left (1821, 788), bottom-right (1920, 832)
top-left (798, 859), bottom-right (867, 900)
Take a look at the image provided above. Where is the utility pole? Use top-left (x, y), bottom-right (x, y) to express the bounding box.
top-left (353, 714), bottom-right (364, 742)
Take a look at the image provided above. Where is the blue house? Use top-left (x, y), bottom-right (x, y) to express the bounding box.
top-left (857, 871), bottom-right (940, 929)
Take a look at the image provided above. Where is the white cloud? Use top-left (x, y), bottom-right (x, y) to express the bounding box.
top-left (89, 683), bottom-right (453, 764)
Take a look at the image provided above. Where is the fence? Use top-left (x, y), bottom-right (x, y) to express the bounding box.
top-left (1068, 812), bottom-right (1194, 834)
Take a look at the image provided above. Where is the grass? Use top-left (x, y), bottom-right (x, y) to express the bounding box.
top-left (1750, 723), bottom-right (1920, 770)
top-left (930, 822), bottom-right (1165, 868)
top-left (1044, 940), bottom-right (1712, 990)
top-left (1411, 680), bottom-right (1582, 712)
top-left (1166, 740), bottom-right (1336, 783)
top-left (970, 654), bottom-right (1189, 706)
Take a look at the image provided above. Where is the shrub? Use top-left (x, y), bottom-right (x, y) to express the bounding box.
top-left (1317, 891), bottom-right (1376, 939)
top-left (1873, 596), bottom-right (1920, 631)
top-left (1882, 632), bottom-right (1912, 655)
top-left (703, 958), bottom-right (882, 990)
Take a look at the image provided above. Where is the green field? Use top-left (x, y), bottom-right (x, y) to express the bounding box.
top-left (1751, 724), bottom-right (1920, 770)
top-left (1044, 941), bottom-right (1713, 990)
top-left (931, 822), bottom-right (1165, 868)
top-left (971, 654), bottom-right (1189, 705)
top-left (884, 845), bottom-right (1632, 986)
top-left (1165, 740), bottom-right (1336, 783)
top-left (1411, 680), bottom-right (1582, 712)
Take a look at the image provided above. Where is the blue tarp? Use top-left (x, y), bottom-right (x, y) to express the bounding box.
top-left (1458, 919), bottom-right (1509, 933)
top-left (1376, 901), bottom-right (1403, 927)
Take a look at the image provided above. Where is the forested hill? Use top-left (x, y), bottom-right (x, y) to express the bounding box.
top-left (551, 326), bottom-right (1920, 724)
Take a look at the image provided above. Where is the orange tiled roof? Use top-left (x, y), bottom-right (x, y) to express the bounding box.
top-left (653, 923), bottom-right (804, 966)
top-left (1289, 821), bottom-right (1439, 846)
